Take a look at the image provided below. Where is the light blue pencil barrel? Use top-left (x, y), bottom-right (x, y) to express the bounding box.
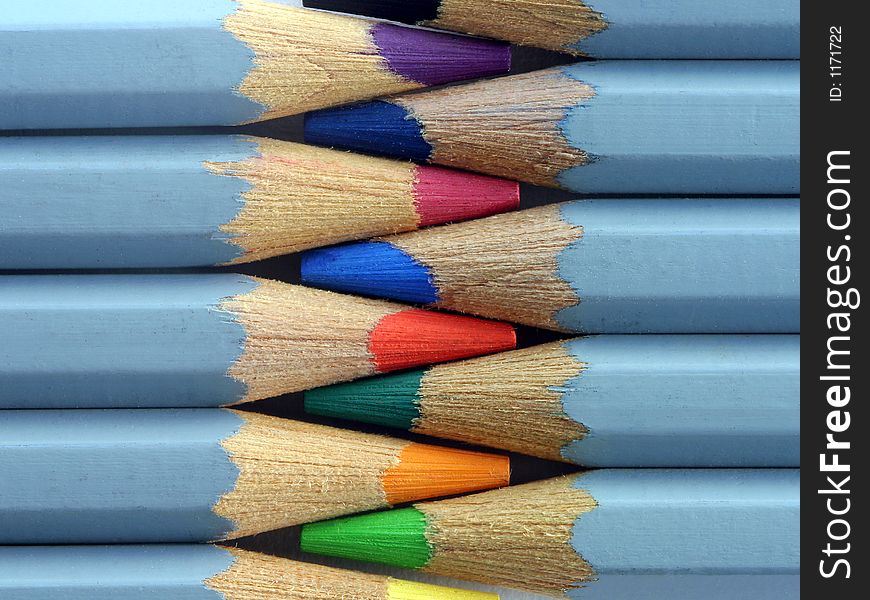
top-left (304, 61), bottom-right (800, 194)
top-left (0, 0), bottom-right (510, 129)
top-left (565, 470), bottom-right (800, 599)
top-left (561, 0), bottom-right (800, 58)
top-left (305, 335), bottom-right (800, 467)
top-left (301, 199), bottom-right (801, 333)
top-left (0, 410), bottom-right (244, 543)
top-left (0, 274), bottom-right (254, 407)
top-left (0, 136), bottom-right (254, 268)
top-left (0, 546), bottom-right (236, 600)
top-left (558, 336), bottom-right (800, 466)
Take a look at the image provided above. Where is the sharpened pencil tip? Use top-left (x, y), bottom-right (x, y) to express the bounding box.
top-left (304, 0), bottom-right (442, 26)
top-left (371, 23), bottom-right (510, 86)
top-left (384, 442), bottom-right (510, 504)
top-left (304, 369), bottom-right (425, 431)
top-left (387, 578), bottom-right (500, 600)
top-left (301, 507), bottom-right (432, 569)
top-left (302, 241), bottom-right (438, 304)
top-left (305, 101), bottom-right (432, 162)
top-left (413, 166), bottom-right (520, 227)
top-left (368, 309), bottom-right (516, 372)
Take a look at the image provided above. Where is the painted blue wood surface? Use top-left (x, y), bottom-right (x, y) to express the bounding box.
top-left (554, 199), bottom-right (800, 333)
top-left (0, 545), bottom-right (233, 600)
top-left (0, 136), bottom-right (255, 268)
top-left (556, 61), bottom-right (799, 194)
top-left (559, 335), bottom-right (799, 467)
top-left (575, 0), bottom-right (799, 58)
top-left (0, 274), bottom-right (256, 408)
top-left (569, 574), bottom-right (799, 599)
top-left (0, 0), bottom-right (262, 128)
top-left (569, 470), bottom-right (799, 598)
top-left (0, 410), bottom-right (242, 544)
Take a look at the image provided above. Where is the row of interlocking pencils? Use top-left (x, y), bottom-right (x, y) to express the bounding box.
top-left (1, 62), bottom-right (799, 198)
top-left (0, 546), bottom-right (498, 600)
top-left (0, 1), bottom-right (801, 129)
top-left (0, 1), bottom-right (800, 598)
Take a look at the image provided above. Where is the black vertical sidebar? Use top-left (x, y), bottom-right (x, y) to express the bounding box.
top-left (803, 3), bottom-right (866, 597)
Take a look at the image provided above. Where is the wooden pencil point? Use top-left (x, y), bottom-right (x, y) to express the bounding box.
top-left (213, 412), bottom-right (404, 538)
top-left (420, 477), bottom-right (595, 592)
top-left (226, 0), bottom-right (414, 120)
top-left (221, 278), bottom-right (395, 403)
top-left (415, 341), bottom-right (587, 461)
top-left (388, 204), bottom-right (583, 329)
top-left (206, 138), bottom-right (422, 264)
top-left (207, 547), bottom-right (390, 599)
top-left (398, 69), bottom-right (593, 188)
top-left (424, 0), bottom-right (607, 54)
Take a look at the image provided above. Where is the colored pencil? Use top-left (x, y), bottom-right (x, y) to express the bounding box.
top-left (0, 136), bottom-right (518, 269)
top-left (0, 274), bottom-right (515, 408)
top-left (301, 199), bottom-right (800, 333)
top-left (0, 409), bottom-right (510, 544)
top-left (305, 335), bottom-right (800, 467)
top-left (305, 61), bottom-right (799, 194)
top-left (303, 0), bottom-right (800, 58)
top-left (301, 471), bottom-right (800, 597)
top-left (0, 546), bottom-right (498, 600)
top-left (0, 0), bottom-right (509, 130)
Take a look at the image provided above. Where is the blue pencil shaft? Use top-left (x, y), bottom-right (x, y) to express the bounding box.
top-left (0, 274), bottom-right (253, 408)
top-left (0, 545), bottom-right (235, 600)
top-left (0, 409), bottom-right (243, 543)
top-left (556, 62), bottom-right (799, 194)
top-left (552, 199), bottom-right (800, 332)
top-left (1, 0), bottom-right (264, 128)
top-left (557, 0), bottom-right (800, 58)
top-left (558, 335), bottom-right (800, 466)
top-left (566, 470), bottom-right (799, 598)
top-left (0, 136), bottom-right (254, 268)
